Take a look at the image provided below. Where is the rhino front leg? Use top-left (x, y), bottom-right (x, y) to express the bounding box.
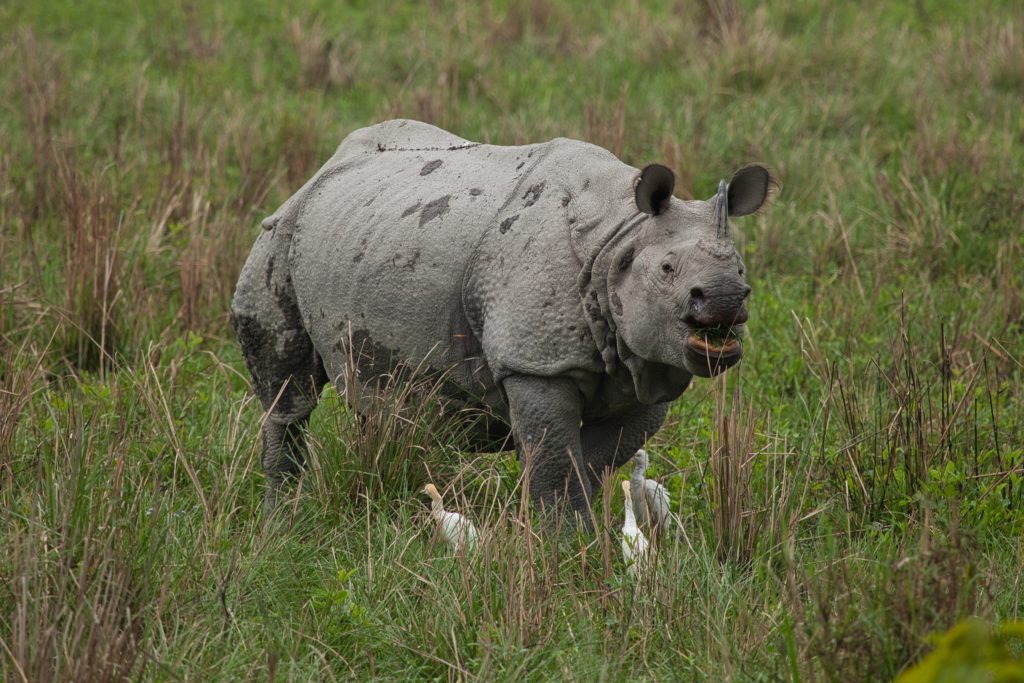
top-left (580, 402), bottom-right (670, 491)
top-left (503, 375), bottom-right (593, 529)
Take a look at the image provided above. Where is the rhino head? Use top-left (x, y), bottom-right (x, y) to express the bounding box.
top-left (604, 163), bottom-right (773, 386)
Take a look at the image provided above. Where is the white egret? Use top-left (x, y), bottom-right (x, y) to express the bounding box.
top-left (630, 449), bottom-right (671, 534)
top-left (422, 483), bottom-right (478, 552)
top-left (620, 480), bottom-right (650, 577)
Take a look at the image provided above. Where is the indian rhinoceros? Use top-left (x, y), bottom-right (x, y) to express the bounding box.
top-left (231, 119), bottom-right (773, 525)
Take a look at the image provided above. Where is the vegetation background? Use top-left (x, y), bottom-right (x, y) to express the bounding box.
top-left (1, 0), bottom-right (1022, 680)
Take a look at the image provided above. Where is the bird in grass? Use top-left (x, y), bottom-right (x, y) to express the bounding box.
top-left (630, 449), bottom-right (671, 535)
top-left (620, 480), bottom-right (650, 577)
top-left (422, 483), bottom-right (478, 552)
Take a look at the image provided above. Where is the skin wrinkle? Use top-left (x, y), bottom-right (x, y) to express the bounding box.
top-left (574, 212), bottom-right (648, 374)
top-left (582, 214), bottom-right (646, 368)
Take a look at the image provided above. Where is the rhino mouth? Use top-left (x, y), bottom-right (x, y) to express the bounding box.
top-left (684, 326), bottom-right (743, 377)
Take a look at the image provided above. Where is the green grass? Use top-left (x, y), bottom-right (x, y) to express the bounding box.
top-left (1, 0), bottom-right (1023, 680)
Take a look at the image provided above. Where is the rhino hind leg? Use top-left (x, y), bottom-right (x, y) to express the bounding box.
top-left (231, 229), bottom-right (328, 513)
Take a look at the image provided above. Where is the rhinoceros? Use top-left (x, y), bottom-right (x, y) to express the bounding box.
top-left (231, 119), bottom-right (773, 525)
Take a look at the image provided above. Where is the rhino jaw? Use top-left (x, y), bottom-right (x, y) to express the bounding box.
top-left (682, 334), bottom-right (742, 377)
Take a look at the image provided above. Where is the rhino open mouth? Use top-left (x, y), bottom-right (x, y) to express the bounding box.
top-left (684, 326), bottom-right (743, 377)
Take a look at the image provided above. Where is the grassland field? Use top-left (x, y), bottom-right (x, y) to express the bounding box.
top-left (1, 0), bottom-right (1023, 680)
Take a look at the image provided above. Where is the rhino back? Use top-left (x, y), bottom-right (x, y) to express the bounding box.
top-left (287, 122), bottom-right (519, 398)
top-left (286, 120), bottom-right (634, 404)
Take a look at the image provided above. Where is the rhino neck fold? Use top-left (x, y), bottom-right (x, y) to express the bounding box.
top-left (617, 341), bottom-right (692, 404)
top-left (573, 213), bottom-right (645, 376)
top-left (572, 212), bottom-right (693, 405)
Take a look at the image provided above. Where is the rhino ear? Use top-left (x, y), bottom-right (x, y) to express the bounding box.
top-left (727, 164), bottom-right (774, 216)
top-left (635, 164), bottom-right (675, 216)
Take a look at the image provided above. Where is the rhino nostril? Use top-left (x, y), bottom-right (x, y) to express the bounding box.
top-left (690, 287), bottom-right (705, 301)
top-left (741, 286), bottom-right (751, 300)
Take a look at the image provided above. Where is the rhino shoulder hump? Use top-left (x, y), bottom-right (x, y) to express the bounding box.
top-left (337, 119), bottom-right (475, 158)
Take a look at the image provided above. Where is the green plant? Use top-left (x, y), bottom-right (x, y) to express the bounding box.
top-left (896, 620), bottom-right (1024, 683)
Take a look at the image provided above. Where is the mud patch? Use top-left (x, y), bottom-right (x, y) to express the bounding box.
top-left (499, 214), bottom-right (519, 234)
top-left (419, 195), bottom-right (451, 227)
top-left (273, 280), bottom-right (304, 331)
top-left (375, 143), bottom-right (482, 153)
top-left (230, 311), bottom-right (322, 415)
top-left (522, 182), bottom-right (545, 207)
top-left (391, 249), bottom-right (421, 271)
top-left (340, 328), bottom-right (410, 386)
top-left (265, 255), bottom-right (276, 291)
top-left (402, 202), bottom-right (422, 218)
top-left (420, 159), bottom-right (443, 175)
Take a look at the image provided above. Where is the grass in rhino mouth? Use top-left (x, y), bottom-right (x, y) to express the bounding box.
top-left (692, 326), bottom-right (743, 345)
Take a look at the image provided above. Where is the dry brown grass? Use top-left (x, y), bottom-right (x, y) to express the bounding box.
top-left (6, 530), bottom-right (148, 683)
top-left (377, 64), bottom-right (466, 134)
top-left (11, 29), bottom-right (65, 211)
top-left (0, 340), bottom-right (43, 487)
top-left (791, 508), bottom-right (993, 681)
top-left (481, 0), bottom-right (578, 54)
top-left (9, 43), bottom-right (295, 350)
top-left (875, 167), bottom-right (956, 278)
top-left (709, 372), bottom-right (802, 567)
top-left (698, 0), bottom-right (743, 47)
top-left (822, 303), bottom-right (1022, 525)
top-left (583, 83), bottom-right (629, 161)
top-left (1, 400), bottom-right (152, 682)
top-left (55, 153), bottom-right (127, 376)
top-left (305, 337), bottom-right (501, 510)
top-left (288, 15), bottom-right (357, 92)
top-left (935, 19), bottom-right (1024, 92)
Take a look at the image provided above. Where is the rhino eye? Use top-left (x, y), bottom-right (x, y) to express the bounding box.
top-left (661, 263), bottom-right (674, 275)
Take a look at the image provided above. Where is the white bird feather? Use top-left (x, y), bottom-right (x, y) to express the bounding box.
top-left (423, 483), bottom-right (478, 552)
top-left (621, 480), bottom-right (650, 578)
top-left (630, 449), bottom-right (671, 533)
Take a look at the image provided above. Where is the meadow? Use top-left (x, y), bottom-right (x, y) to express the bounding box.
top-left (1, 0), bottom-right (1022, 680)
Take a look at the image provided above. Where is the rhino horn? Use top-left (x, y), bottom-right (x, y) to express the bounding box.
top-left (715, 179), bottom-right (729, 238)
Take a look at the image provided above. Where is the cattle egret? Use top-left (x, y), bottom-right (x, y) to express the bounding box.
top-left (620, 480), bottom-right (649, 577)
top-left (422, 483), bottom-right (478, 552)
top-left (630, 449), bottom-right (671, 533)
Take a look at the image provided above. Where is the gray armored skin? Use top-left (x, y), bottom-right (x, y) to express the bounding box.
top-left (231, 119), bottom-right (773, 526)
